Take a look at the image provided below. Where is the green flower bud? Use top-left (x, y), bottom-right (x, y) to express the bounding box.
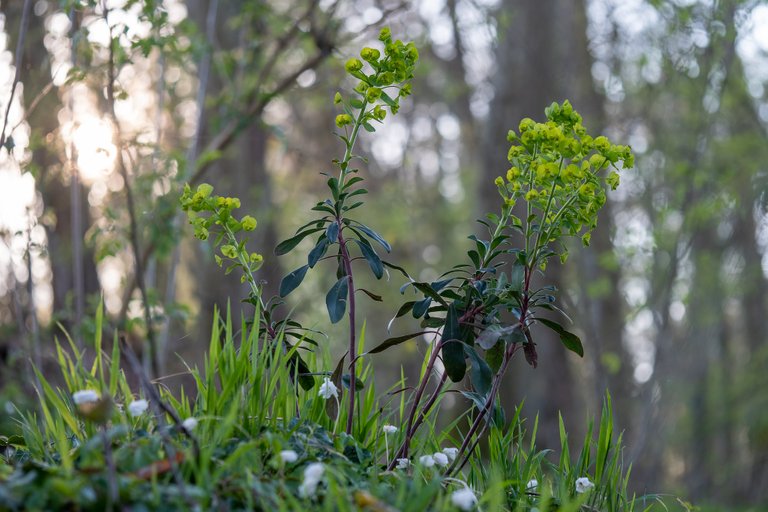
top-left (221, 245), bottom-right (237, 259)
top-left (335, 114), bottom-right (353, 128)
top-left (345, 58), bottom-right (363, 73)
top-left (379, 27), bottom-right (391, 42)
top-left (606, 171), bottom-right (620, 190)
top-left (365, 87), bottom-right (382, 102)
top-left (334, 92), bottom-right (342, 104)
top-left (241, 215), bottom-right (257, 231)
top-left (360, 47), bottom-right (380, 62)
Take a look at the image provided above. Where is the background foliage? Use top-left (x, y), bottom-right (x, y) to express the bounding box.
top-left (1, 0), bottom-right (768, 509)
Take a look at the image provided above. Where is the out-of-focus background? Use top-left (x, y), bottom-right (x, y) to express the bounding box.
top-left (1, 0), bottom-right (767, 508)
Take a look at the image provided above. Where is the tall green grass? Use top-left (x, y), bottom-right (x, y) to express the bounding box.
top-left (0, 304), bottom-right (675, 510)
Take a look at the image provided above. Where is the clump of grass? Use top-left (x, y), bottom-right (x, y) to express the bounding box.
top-left (0, 302), bottom-right (674, 511)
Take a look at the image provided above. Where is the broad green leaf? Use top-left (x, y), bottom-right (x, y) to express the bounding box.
top-left (537, 317), bottom-right (584, 357)
top-left (279, 265), bottom-right (309, 297)
top-left (465, 345), bottom-right (492, 396)
top-left (326, 221), bottom-right (339, 243)
top-left (326, 276), bottom-right (349, 323)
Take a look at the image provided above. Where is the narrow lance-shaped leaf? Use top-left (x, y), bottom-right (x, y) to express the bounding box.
top-left (275, 227), bottom-right (325, 255)
top-left (441, 303), bottom-right (466, 382)
top-left (465, 345), bottom-right (492, 396)
top-left (354, 239), bottom-right (383, 279)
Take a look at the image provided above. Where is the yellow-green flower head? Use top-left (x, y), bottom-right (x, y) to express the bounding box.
top-left (334, 92), bottom-right (342, 104)
top-left (589, 153), bottom-right (607, 169)
top-left (519, 118), bottom-right (535, 133)
top-left (241, 215), bottom-right (257, 231)
top-left (220, 245), bottom-right (237, 259)
top-left (250, 252), bottom-right (263, 263)
top-left (360, 47), bottom-right (380, 63)
top-left (406, 42), bottom-right (419, 61)
top-left (365, 87), bottom-right (382, 102)
top-left (525, 189), bottom-right (539, 201)
top-left (373, 105), bottom-right (387, 121)
top-left (495, 176), bottom-right (504, 187)
top-left (507, 166), bottom-right (520, 181)
top-left (507, 145), bottom-right (524, 162)
top-left (399, 83), bottom-right (412, 97)
top-left (507, 130), bottom-right (517, 142)
top-left (379, 27), bottom-right (391, 42)
top-left (593, 135), bottom-right (610, 153)
top-left (345, 58), bottom-right (363, 73)
top-left (379, 72), bottom-right (395, 86)
top-left (335, 114), bottom-right (353, 128)
top-left (606, 171), bottom-right (620, 190)
top-left (355, 81), bottom-right (369, 93)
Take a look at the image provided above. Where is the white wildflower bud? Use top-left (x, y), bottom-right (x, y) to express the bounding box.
top-left (575, 476), bottom-right (595, 493)
top-left (72, 389), bottom-right (100, 405)
top-left (442, 447), bottom-right (458, 461)
top-left (396, 458), bottom-right (410, 469)
top-left (382, 424), bottom-right (397, 434)
top-left (318, 377), bottom-right (339, 400)
top-left (418, 455), bottom-right (435, 467)
top-left (451, 487), bottom-right (477, 510)
top-left (433, 452), bottom-right (449, 467)
top-left (280, 450), bottom-right (299, 463)
top-left (526, 478), bottom-right (538, 491)
top-left (182, 417), bottom-right (198, 431)
top-left (127, 399), bottom-right (148, 417)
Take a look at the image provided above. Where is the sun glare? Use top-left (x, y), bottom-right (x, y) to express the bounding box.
top-left (71, 117), bottom-right (117, 183)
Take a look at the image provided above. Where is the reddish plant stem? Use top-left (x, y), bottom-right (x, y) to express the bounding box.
top-left (388, 337), bottom-right (444, 465)
top-left (337, 229), bottom-right (357, 435)
top-left (447, 266), bottom-right (534, 476)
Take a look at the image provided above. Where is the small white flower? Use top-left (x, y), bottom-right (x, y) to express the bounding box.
top-left (575, 476), bottom-right (595, 493)
top-left (127, 399), bottom-right (148, 417)
top-left (451, 487), bottom-right (477, 511)
top-left (442, 447), bottom-right (459, 461)
top-left (318, 377), bottom-right (339, 400)
top-left (418, 454), bottom-right (435, 467)
top-left (526, 478), bottom-right (538, 492)
top-left (382, 424), bottom-right (398, 434)
top-left (72, 389), bottom-right (100, 405)
top-left (433, 452), bottom-right (449, 467)
top-left (299, 462), bottom-right (325, 498)
top-left (182, 417), bottom-right (198, 431)
top-left (280, 450), bottom-right (298, 463)
top-left (396, 458), bottom-right (410, 469)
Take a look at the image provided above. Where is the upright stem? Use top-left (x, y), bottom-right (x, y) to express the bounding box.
top-left (387, 339), bottom-right (444, 468)
top-left (338, 231), bottom-right (357, 435)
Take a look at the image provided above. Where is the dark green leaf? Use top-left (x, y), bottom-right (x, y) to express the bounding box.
top-left (358, 288), bottom-right (383, 302)
top-left (366, 331), bottom-right (431, 354)
top-left (308, 237), bottom-right (330, 268)
top-left (342, 374), bottom-right (365, 390)
top-left (275, 227), bottom-right (324, 255)
top-left (465, 345), bottom-right (493, 396)
top-left (383, 260), bottom-right (411, 279)
top-left (279, 265), bottom-right (309, 297)
top-left (395, 300), bottom-right (416, 318)
top-left (441, 304), bottom-right (466, 382)
top-left (326, 276), bottom-right (349, 323)
top-left (486, 341), bottom-right (505, 372)
top-left (362, 122), bottom-right (375, 132)
top-left (353, 223), bottom-right (392, 252)
top-left (354, 239), bottom-right (383, 279)
top-left (326, 221), bottom-right (339, 243)
top-left (537, 318), bottom-right (584, 357)
top-left (412, 297), bottom-right (431, 318)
